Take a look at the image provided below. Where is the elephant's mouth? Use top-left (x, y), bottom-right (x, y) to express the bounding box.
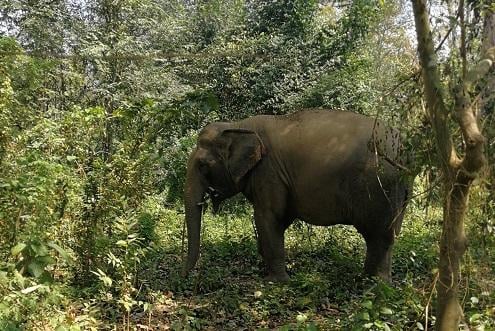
top-left (207, 186), bottom-right (222, 198)
top-left (206, 186), bottom-right (224, 214)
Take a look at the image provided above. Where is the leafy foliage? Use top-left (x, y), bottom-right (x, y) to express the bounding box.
top-left (0, 0), bottom-right (493, 329)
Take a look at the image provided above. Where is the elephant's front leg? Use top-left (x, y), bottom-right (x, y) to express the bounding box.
top-left (254, 209), bottom-right (289, 282)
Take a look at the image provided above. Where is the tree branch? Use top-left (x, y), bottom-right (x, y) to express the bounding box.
top-left (455, 47), bottom-right (494, 177)
top-left (460, 0), bottom-right (467, 79)
top-left (411, 0), bottom-right (458, 173)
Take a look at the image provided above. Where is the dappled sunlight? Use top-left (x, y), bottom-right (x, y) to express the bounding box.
top-left (125, 202), bottom-right (482, 329)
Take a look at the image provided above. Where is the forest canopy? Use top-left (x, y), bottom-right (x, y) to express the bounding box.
top-left (0, 0), bottom-right (494, 330)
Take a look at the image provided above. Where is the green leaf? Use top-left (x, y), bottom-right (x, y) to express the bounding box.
top-left (93, 269), bottom-right (113, 287)
top-left (48, 242), bottom-right (71, 261)
top-left (27, 261), bottom-right (45, 278)
top-left (143, 302), bottom-right (152, 312)
top-left (469, 313), bottom-right (482, 323)
top-left (360, 312), bottom-right (370, 321)
top-left (116, 240), bottom-right (128, 247)
top-left (296, 313), bottom-right (307, 323)
top-left (416, 322), bottom-right (424, 330)
top-left (119, 298), bottom-right (135, 312)
top-left (11, 243), bottom-right (27, 256)
top-left (30, 242), bottom-right (48, 256)
top-left (380, 307), bottom-right (393, 315)
top-left (361, 300), bottom-right (373, 309)
top-left (102, 275), bottom-right (112, 287)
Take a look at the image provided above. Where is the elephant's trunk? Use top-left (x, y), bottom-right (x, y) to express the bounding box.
top-left (182, 155), bottom-right (205, 277)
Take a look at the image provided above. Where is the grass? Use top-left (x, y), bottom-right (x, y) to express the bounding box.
top-left (126, 198), bottom-right (494, 330)
top-left (1, 196), bottom-right (493, 330)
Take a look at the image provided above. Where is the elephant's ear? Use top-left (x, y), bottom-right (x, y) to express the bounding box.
top-left (221, 129), bottom-right (265, 185)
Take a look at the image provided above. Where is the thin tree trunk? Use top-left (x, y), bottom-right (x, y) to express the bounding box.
top-left (411, 1), bottom-right (493, 329)
top-left (436, 176), bottom-right (468, 329)
top-left (480, 6), bottom-right (495, 258)
top-left (482, 7), bottom-right (495, 56)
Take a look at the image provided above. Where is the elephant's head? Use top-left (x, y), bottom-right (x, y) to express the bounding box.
top-left (182, 123), bottom-right (265, 276)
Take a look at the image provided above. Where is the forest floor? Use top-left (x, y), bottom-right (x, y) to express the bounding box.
top-left (125, 200), bottom-right (495, 331)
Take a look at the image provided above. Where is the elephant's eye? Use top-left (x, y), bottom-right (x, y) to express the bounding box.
top-left (198, 159), bottom-right (210, 172)
top-left (198, 158), bottom-right (216, 168)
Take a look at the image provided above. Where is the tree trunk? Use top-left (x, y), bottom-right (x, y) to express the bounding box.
top-left (480, 4), bottom-right (495, 259)
top-left (411, 1), bottom-right (492, 329)
top-left (482, 7), bottom-right (495, 56)
top-left (436, 175), bottom-right (468, 329)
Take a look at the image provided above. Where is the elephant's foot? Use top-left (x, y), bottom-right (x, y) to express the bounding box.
top-left (263, 260), bottom-right (289, 282)
top-left (364, 240), bottom-right (393, 282)
top-left (365, 268), bottom-right (391, 282)
top-left (264, 271), bottom-right (290, 282)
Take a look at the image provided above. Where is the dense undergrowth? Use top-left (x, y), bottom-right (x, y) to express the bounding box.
top-left (1, 188), bottom-right (494, 330)
top-left (1, 0), bottom-right (494, 329)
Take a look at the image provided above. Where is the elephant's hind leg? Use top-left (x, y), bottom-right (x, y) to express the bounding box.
top-left (363, 234), bottom-right (394, 281)
top-left (361, 195), bottom-right (406, 281)
top-left (359, 218), bottom-right (401, 282)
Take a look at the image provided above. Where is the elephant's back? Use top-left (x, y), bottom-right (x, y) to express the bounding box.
top-left (271, 110), bottom-right (378, 164)
top-left (287, 109), bottom-right (377, 137)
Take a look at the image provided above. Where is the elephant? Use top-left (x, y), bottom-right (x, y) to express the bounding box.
top-left (182, 109), bottom-right (411, 282)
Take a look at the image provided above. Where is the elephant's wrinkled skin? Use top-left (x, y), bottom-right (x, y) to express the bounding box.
top-left (183, 109), bottom-right (411, 282)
